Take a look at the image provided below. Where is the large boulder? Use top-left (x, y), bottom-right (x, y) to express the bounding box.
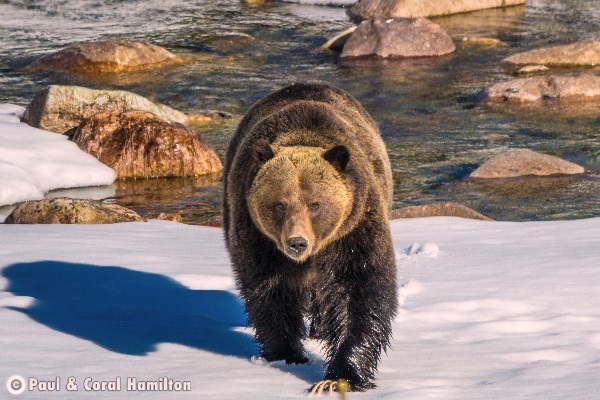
top-left (26, 39), bottom-right (182, 73)
top-left (504, 40), bottom-right (600, 67)
top-left (390, 202), bottom-right (492, 221)
top-left (348, 0), bottom-right (527, 22)
top-left (72, 110), bottom-right (223, 179)
top-left (470, 149), bottom-right (585, 179)
top-left (340, 18), bottom-right (455, 59)
top-left (23, 85), bottom-right (188, 134)
top-left (483, 73), bottom-right (600, 103)
top-left (4, 198), bottom-right (143, 224)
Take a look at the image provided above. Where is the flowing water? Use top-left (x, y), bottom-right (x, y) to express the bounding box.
top-left (1, 0), bottom-right (599, 223)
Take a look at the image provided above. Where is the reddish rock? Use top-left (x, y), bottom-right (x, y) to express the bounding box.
top-left (470, 149), bottom-right (585, 179)
top-left (200, 219), bottom-right (224, 228)
top-left (389, 202), bottom-right (492, 221)
top-left (4, 198), bottom-right (143, 224)
top-left (348, 0), bottom-right (527, 22)
top-left (504, 40), bottom-right (600, 67)
top-left (27, 39), bottom-right (182, 73)
top-left (340, 18), bottom-right (455, 59)
top-left (73, 110), bottom-right (223, 179)
top-left (483, 73), bottom-right (600, 103)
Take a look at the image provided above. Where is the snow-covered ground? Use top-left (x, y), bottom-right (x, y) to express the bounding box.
top-left (1, 216), bottom-right (599, 399)
top-left (0, 104), bottom-right (115, 208)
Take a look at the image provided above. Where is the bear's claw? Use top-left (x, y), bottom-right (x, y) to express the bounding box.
top-left (309, 380), bottom-right (337, 396)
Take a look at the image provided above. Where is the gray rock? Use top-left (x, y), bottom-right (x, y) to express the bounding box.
top-left (390, 202), bottom-right (492, 221)
top-left (27, 39), bottom-right (181, 73)
top-left (504, 40), bottom-right (600, 67)
top-left (23, 85), bottom-right (188, 134)
top-left (340, 18), bottom-right (455, 59)
top-left (4, 198), bottom-right (143, 224)
top-left (483, 73), bottom-right (600, 103)
top-left (72, 110), bottom-right (223, 179)
top-left (470, 149), bottom-right (585, 179)
top-left (349, 0), bottom-right (527, 22)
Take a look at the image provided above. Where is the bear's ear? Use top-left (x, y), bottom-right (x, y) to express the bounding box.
top-left (252, 139), bottom-right (275, 165)
top-left (323, 145), bottom-right (350, 172)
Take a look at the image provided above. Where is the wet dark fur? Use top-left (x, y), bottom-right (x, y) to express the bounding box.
top-left (223, 83), bottom-right (397, 391)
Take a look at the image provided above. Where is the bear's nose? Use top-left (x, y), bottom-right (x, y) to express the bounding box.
top-left (286, 236), bottom-right (308, 254)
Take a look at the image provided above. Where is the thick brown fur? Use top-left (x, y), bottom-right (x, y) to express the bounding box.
top-left (223, 83), bottom-right (397, 391)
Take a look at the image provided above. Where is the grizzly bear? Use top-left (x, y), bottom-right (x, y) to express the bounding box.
top-left (223, 83), bottom-right (397, 393)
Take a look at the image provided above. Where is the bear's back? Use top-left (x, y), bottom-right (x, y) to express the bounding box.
top-left (225, 83), bottom-right (392, 208)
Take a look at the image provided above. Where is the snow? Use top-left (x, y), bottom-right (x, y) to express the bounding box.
top-left (1, 216), bottom-right (599, 399)
top-left (0, 105), bottom-right (116, 208)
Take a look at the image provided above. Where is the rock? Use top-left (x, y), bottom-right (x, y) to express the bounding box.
top-left (241, 0), bottom-right (270, 5)
top-left (23, 85), bottom-right (188, 134)
top-left (460, 36), bottom-right (507, 48)
top-left (483, 73), bottom-right (600, 103)
top-left (348, 0), bottom-right (527, 22)
top-left (516, 65), bottom-right (550, 75)
top-left (187, 110), bottom-right (233, 124)
top-left (322, 26), bottom-right (357, 51)
top-left (4, 198), bottom-right (143, 224)
top-left (503, 40), bottom-right (600, 67)
top-left (390, 202), bottom-right (492, 221)
top-left (27, 39), bottom-right (182, 73)
top-left (144, 212), bottom-right (183, 223)
top-left (72, 110), bottom-right (223, 179)
top-left (205, 34), bottom-right (255, 48)
top-left (470, 149), bottom-right (585, 179)
top-left (340, 18), bottom-right (455, 59)
top-left (200, 219), bottom-right (224, 228)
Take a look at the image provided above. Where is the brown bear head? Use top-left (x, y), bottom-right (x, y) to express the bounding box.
top-left (247, 140), bottom-right (352, 262)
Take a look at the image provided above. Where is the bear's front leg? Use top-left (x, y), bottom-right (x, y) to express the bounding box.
top-left (241, 274), bottom-right (309, 365)
top-left (313, 239), bottom-right (397, 392)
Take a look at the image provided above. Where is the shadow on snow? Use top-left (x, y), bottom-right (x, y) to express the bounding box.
top-left (2, 261), bottom-right (324, 384)
top-left (2, 261), bottom-right (256, 358)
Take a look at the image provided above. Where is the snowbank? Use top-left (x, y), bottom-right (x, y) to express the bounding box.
top-left (1, 217), bottom-right (598, 399)
top-left (0, 104), bottom-right (116, 207)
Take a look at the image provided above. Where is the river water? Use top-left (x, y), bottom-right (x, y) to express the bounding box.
top-left (1, 0), bottom-right (599, 223)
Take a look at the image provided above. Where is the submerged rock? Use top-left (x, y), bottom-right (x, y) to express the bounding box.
top-left (470, 149), bottom-right (585, 179)
top-left (460, 36), bottom-right (507, 48)
top-left (23, 85), bottom-right (188, 134)
top-left (73, 110), bottom-right (223, 179)
top-left (483, 73), bottom-right (600, 103)
top-left (503, 40), bottom-right (600, 67)
top-left (27, 39), bottom-right (182, 73)
top-left (516, 65), bottom-right (550, 75)
top-left (322, 26), bottom-right (357, 51)
top-left (340, 18), bottom-right (455, 59)
top-left (4, 198), bottom-right (143, 224)
top-left (187, 110), bottom-right (234, 125)
top-left (390, 202), bottom-right (492, 221)
top-left (348, 0), bottom-right (527, 22)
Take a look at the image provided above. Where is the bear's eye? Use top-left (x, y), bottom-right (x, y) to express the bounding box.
top-left (309, 202), bottom-right (320, 212)
top-left (274, 202), bottom-right (286, 212)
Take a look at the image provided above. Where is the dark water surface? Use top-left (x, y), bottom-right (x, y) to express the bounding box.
top-left (1, 0), bottom-right (599, 223)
